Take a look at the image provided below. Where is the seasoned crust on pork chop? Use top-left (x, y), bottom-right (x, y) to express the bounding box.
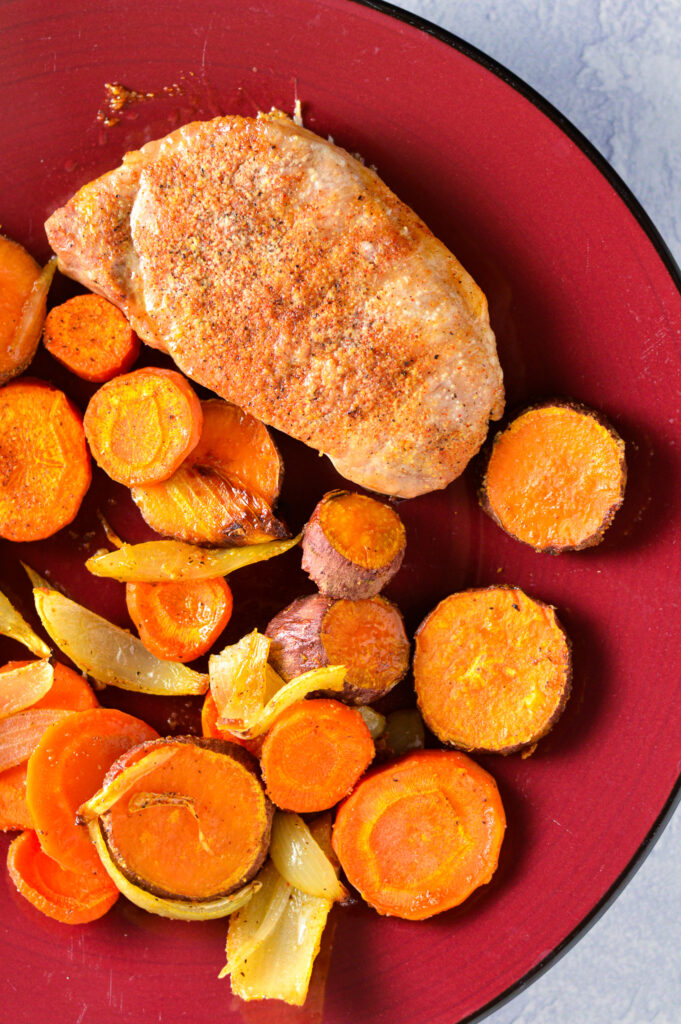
top-left (45, 112), bottom-right (504, 498)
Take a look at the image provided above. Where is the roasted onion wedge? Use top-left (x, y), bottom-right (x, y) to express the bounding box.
top-left (33, 588), bottom-right (208, 695)
top-left (85, 535), bottom-right (301, 583)
top-left (88, 818), bottom-right (260, 920)
top-left (0, 588), bottom-right (50, 658)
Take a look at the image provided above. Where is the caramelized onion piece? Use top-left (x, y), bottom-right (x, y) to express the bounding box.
top-left (85, 535), bottom-right (301, 583)
top-left (224, 859), bottom-right (332, 1005)
top-left (0, 588), bottom-right (50, 659)
top-left (270, 812), bottom-right (347, 902)
top-left (0, 660), bottom-right (53, 719)
top-left (33, 588), bottom-right (208, 696)
top-left (87, 818), bottom-right (259, 920)
top-left (228, 665), bottom-right (346, 740)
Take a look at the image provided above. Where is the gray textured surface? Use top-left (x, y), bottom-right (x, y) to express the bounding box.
top-left (389, 2), bottom-right (681, 1023)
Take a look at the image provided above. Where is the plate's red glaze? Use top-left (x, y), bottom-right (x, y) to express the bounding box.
top-left (2, 1), bottom-right (680, 1022)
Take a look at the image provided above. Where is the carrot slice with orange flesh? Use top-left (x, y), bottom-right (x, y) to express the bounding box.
top-left (132, 399), bottom-right (287, 546)
top-left (43, 293), bottom-right (140, 383)
top-left (98, 736), bottom-right (272, 901)
top-left (0, 662), bottom-right (99, 831)
top-left (0, 236), bottom-right (55, 384)
top-left (260, 699), bottom-right (374, 813)
top-left (0, 763), bottom-right (35, 831)
top-left (84, 367), bottom-right (203, 486)
top-left (188, 399), bottom-right (283, 505)
top-left (31, 661), bottom-right (99, 712)
top-left (126, 576), bottom-right (233, 662)
top-left (413, 587), bottom-right (571, 754)
top-left (7, 829), bottom-right (118, 924)
top-left (481, 402), bottom-right (626, 552)
top-left (332, 749), bottom-right (506, 920)
top-left (0, 378), bottom-right (92, 542)
top-left (26, 707), bottom-right (158, 873)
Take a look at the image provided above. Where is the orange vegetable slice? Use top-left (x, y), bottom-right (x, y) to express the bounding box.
top-left (26, 707), bottom-right (158, 873)
top-left (332, 749), bottom-right (506, 920)
top-left (413, 586), bottom-right (571, 753)
top-left (43, 293), bottom-right (140, 383)
top-left (0, 236), bottom-right (55, 384)
top-left (126, 576), bottom-right (233, 662)
top-left (0, 378), bottom-right (92, 542)
top-left (7, 829), bottom-right (118, 924)
top-left (260, 699), bottom-right (374, 812)
top-left (0, 662), bottom-right (98, 832)
top-left (98, 736), bottom-right (272, 901)
top-left (84, 367), bottom-right (203, 486)
top-left (481, 402), bottom-right (626, 551)
top-left (132, 399), bottom-right (286, 546)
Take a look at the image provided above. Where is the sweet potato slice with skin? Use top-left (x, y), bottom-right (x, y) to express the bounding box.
top-left (301, 490), bottom-right (406, 599)
top-left (414, 586), bottom-right (571, 754)
top-left (266, 593), bottom-right (409, 705)
top-left (99, 736), bottom-right (272, 901)
top-left (132, 399), bottom-right (287, 547)
top-left (480, 401), bottom-right (626, 553)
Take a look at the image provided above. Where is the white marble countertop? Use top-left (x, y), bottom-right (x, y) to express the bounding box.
top-left (388, 2), bottom-right (681, 1022)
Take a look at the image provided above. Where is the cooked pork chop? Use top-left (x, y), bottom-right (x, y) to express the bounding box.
top-left (45, 113), bottom-right (503, 498)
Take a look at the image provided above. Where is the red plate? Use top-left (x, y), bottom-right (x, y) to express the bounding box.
top-left (2, 1), bottom-right (680, 1022)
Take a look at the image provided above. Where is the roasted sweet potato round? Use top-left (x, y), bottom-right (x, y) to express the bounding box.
top-left (413, 586), bottom-right (571, 754)
top-left (480, 401), bottom-right (626, 552)
top-left (99, 735), bottom-right (272, 901)
top-left (266, 593), bottom-right (410, 705)
top-left (301, 490), bottom-right (406, 598)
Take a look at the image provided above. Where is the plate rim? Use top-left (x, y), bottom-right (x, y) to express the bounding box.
top-left (344, 0), bottom-right (681, 1021)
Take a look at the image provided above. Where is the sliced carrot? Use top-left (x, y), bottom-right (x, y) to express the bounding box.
top-left (7, 829), bottom-right (118, 924)
top-left (201, 690), bottom-right (264, 758)
top-left (189, 399), bottom-right (283, 505)
top-left (481, 401), bottom-right (626, 552)
top-left (260, 699), bottom-right (374, 813)
top-left (43, 293), bottom-right (140, 383)
top-left (0, 378), bottom-right (92, 542)
top-left (413, 587), bottom-right (571, 754)
top-left (97, 736), bottom-right (272, 901)
top-left (132, 399), bottom-right (287, 546)
top-left (26, 707), bottom-right (158, 873)
top-left (32, 661), bottom-right (99, 712)
top-left (332, 749), bottom-right (506, 920)
top-left (0, 236), bottom-right (55, 384)
top-left (0, 661), bottom-right (99, 831)
top-left (83, 367), bottom-right (203, 486)
top-left (126, 576), bottom-right (233, 662)
top-left (0, 763), bottom-right (35, 832)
